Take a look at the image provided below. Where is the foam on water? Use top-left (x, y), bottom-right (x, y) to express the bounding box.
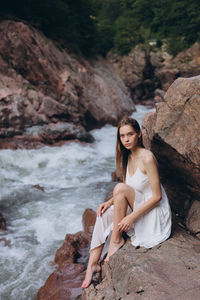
top-left (0, 105), bottom-right (154, 299)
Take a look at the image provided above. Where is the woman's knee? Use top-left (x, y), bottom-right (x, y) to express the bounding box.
top-left (113, 183), bottom-right (129, 196)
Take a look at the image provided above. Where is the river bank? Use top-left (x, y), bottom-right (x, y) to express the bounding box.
top-left (0, 105), bottom-right (151, 299)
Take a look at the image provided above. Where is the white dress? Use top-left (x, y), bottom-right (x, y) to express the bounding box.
top-left (90, 166), bottom-right (172, 250)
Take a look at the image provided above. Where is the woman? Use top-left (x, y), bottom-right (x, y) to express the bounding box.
top-left (81, 117), bottom-right (171, 289)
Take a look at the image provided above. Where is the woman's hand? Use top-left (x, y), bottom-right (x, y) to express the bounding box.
top-left (97, 199), bottom-right (112, 217)
top-left (118, 214), bottom-right (135, 232)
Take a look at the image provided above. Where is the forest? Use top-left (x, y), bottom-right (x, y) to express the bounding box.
top-left (1, 0), bottom-right (200, 56)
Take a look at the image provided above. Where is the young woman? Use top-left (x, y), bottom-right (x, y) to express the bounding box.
top-left (81, 117), bottom-right (171, 289)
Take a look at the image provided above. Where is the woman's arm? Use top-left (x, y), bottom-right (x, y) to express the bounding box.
top-left (97, 197), bottom-right (113, 217)
top-left (118, 152), bottom-right (162, 232)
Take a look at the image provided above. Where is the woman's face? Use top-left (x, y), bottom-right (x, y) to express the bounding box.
top-left (119, 125), bottom-right (140, 150)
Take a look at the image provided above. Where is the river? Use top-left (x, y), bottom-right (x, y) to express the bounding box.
top-left (0, 105), bottom-right (153, 300)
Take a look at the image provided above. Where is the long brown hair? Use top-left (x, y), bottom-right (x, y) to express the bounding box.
top-left (116, 117), bottom-right (143, 182)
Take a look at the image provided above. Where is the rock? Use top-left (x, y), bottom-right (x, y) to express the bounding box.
top-left (111, 170), bottom-right (122, 182)
top-left (108, 46), bottom-right (158, 103)
top-left (0, 20), bottom-right (135, 148)
top-left (36, 231), bottom-right (91, 300)
top-left (142, 75), bottom-right (200, 221)
top-left (0, 135), bottom-right (45, 150)
top-left (54, 231), bottom-right (91, 267)
top-left (82, 224), bottom-right (200, 300)
top-left (141, 111), bottom-right (156, 150)
top-left (36, 263), bottom-right (85, 300)
top-left (104, 190), bottom-right (113, 203)
top-left (0, 211), bottom-right (6, 230)
top-left (36, 206), bottom-right (100, 299)
top-left (32, 185), bottom-right (45, 192)
top-left (186, 200), bottom-right (200, 236)
top-left (155, 68), bottom-right (180, 91)
top-left (108, 42), bottom-right (200, 103)
top-left (82, 209), bottom-right (96, 234)
top-left (26, 122), bottom-right (94, 144)
top-left (154, 88), bottom-right (165, 100)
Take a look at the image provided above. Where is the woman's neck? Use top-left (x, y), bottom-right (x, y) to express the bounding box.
top-left (130, 146), bottom-right (141, 158)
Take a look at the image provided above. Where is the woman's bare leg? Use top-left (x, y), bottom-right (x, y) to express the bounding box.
top-left (105, 183), bottom-right (135, 260)
top-left (81, 244), bottom-right (104, 288)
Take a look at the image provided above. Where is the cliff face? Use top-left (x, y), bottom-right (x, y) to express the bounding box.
top-left (108, 42), bottom-right (200, 104)
top-left (142, 75), bottom-right (200, 235)
top-left (0, 20), bottom-right (135, 148)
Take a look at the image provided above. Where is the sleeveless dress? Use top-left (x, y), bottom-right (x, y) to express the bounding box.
top-left (90, 166), bottom-right (172, 250)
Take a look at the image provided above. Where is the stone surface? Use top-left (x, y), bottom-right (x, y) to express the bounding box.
top-left (186, 200), bottom-right (200, 236)
top-left (142, 75), bottom-right (200, 221)
top-left (36, 263), bottom-right (85, 300)
top-left (36, 231), bottom-right (91, 300)
top-left (0, 211), bottom-right (6, 230)
top-left (82, 224), bottom-right (200, 300)
top-left (82, 209), bottom-right (96, 234)
top-left (0, 20), bottom-right (135, 148)
top-left (35, 208), bottom-right (98, 300)
top-left (108, 45), bottom-right (157, 103)
top-left (54, 231), bottom-right (91, 267)
top-left (108, 42), bottom-right (200, 103)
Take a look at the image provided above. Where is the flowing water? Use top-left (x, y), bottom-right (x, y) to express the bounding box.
top-left (0, 105), bottom-right (153, 300)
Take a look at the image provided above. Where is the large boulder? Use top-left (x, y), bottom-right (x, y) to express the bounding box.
top-left (82, 208), bottom-right (96, 234)
top-left (36, 231), bottom-right (91, 300)
top-left (142, 76), bottom-right (200, 234)
top-left (36, 209), bottom-right (96, 300)
top-left (0, 20), bottom-right (135, 148)
top-left (82, 224), bottom-right (200, 300)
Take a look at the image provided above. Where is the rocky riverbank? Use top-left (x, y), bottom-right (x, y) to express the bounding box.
top-left (35, 75), bottom-right (200, 299)
top-left (1, 20), bottom-right (200, 149)
top-left (0, 20), bottom-right (134, 149)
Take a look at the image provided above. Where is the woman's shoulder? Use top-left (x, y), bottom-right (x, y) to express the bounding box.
top-left (140, 149), bottom-right (157, 164)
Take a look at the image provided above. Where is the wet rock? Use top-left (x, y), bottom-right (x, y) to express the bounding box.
top-left (0, 136), bottom-right (45, 150)
top-left (104, 190), bottom-right (113, 203)
top-left (186, 200), bottom-right (200, 236)
top-left (36, 206), bottom-right (99, 299)
top-left (111, 170), bottom-right (122, 182)
top-left (82, 209), bottom-right (96, 234)
top-left (32, 185), bottom-right (45, 192)
top-left (36, 231), bottom-right (91, 300)
top-left (36, 263), bottom-right (85, 300)
top-left (142, 75), bottom-right (200, 221)
top-left (25, 122), bottom-right (94, 144)
top-left (0, 211), bottom-right (6, 230)
top-left (54, 231), bottom-right (91, 267)
top-left (82, 224), bottom-right (200, 300)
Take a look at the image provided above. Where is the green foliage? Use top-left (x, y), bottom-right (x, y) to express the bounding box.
top-left (114, 14), bottom-right (140, 55)
top-left (91, 0), bottom-right (200, 56)
top-left (166, 36), bottom-right (189, 56)
top-left (0, 0), bottom-right (96, 56)
top-left (1, 0), bottom-right (200, 56)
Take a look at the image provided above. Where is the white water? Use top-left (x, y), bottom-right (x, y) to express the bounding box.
top-left (0, 105), bottom-right (153, 300)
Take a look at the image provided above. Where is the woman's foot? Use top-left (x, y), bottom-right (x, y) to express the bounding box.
top-left (104, 238), bottom-right (125, 262)
top-left (81, 264), bottom-right (101, 289)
